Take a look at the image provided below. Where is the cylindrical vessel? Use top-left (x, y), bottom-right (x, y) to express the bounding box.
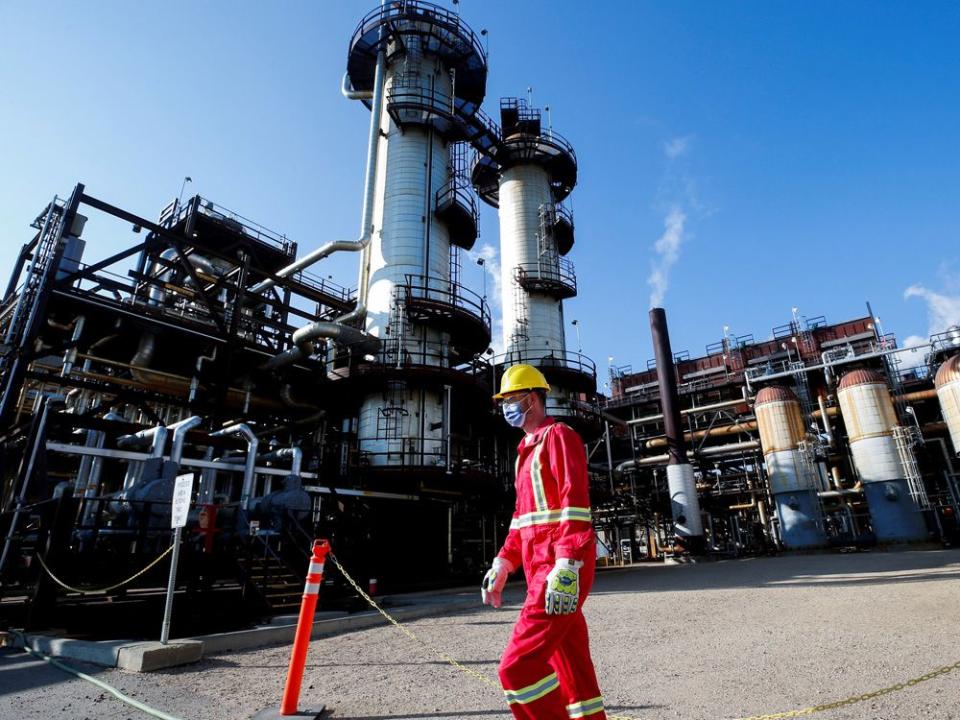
top-left (755, 386), bottom-right (826, 548)
top-left (499, 165), bottom-right (565, 353)
top-left (935, 354), bottom-right (960, 455)
top-left (357, 40), bottom-right (453, 466)
top-left (837, 369), bottom-right (927, 542)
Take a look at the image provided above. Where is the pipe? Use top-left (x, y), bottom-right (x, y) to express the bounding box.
top-left (645, 420), bottom-right (758, 448)
top-left (118, 424), bottom-right (170, 490)
top-left (189, 348), bottom-right (217, 403)
top-left (80, 412), bottom-right (124, 523)
top-left (616, 440), bottom-right (761, 472)
top-left (341, 72), bottom-right (373, 100)
top-left (251, 45), bottom-right (385, 300)
top-left (627, 398), bottom-right (748, 425)
top-left (444, 385), bottom-right (453, 475)
top-left (259, 45), bottom-right (387, 369)
top-left (261, 321), bottom-right (380, 370)
top-left (817, 392), bottom-right (834, 447)
top-left (259, 446), bottom-right (303, 476)
top-left (60, 315), bottom-right (85, 377)
top-left (211, 423), bottom-right (258, 509)
top-left (170, 416), bottom-right (203, 465)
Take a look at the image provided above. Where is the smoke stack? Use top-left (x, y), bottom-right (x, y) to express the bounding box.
top-left (649, 307), bottom-right (704, 555)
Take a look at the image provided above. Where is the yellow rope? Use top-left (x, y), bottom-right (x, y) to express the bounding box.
top-left (329, 553), bottom-right (960, 720)
top-left (36, 544), bottom-right (173, 594)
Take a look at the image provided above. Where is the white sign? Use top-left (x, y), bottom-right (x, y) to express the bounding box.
top-left (171, 473), bottom-right (194, 529)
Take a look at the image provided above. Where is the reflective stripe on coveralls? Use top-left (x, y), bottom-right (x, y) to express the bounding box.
top-left (566, 696), bottom-right (606, 718)
top-left (503, 671), bottom-right (562, 705)
top-left (510, 506), bottom-right (592, 529)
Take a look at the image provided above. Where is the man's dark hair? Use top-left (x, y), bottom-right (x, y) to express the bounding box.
top-left (533, 389), bottom-right (548, 408)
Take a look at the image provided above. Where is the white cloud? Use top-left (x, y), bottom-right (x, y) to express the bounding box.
top-left (647, 206), bottom-right (687, 308)
top-left (467, 243), bottom-right (504, 353)
top-left (904, 283), bottom-right (960, 336)
top-left (663, 135), bottom-right (692, 159)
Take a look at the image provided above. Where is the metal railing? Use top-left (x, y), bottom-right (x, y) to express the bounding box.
top-left (403, 274), bottom-right (491, 331)
top-left (515, 257), bottom-right (577, 296)
top-left (435, 177), bottom-right (479, 224)
top-left (164, 196), bottom-right (295, 256)
top-left (494, 347), bottom-right (597, 380)
top-left (349, 0), bottom-right (487, 69)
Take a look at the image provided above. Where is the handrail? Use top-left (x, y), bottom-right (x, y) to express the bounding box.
top-left (349, 0), bottom-right (487, 69)
top-left (493, 347), bottom-right (597, 379)
top-left (402, 274), bottom-right (490, 331)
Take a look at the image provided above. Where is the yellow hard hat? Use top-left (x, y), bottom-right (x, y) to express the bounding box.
top-left (494, 363), bottom-right (550, 400)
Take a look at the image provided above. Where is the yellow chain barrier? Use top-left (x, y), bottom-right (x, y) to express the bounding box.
top-left (36, 545), bottom-right (173, 595)
top-left (328, 553), bottom-right (960, 720)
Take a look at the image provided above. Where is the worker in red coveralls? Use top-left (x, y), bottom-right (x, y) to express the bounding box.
top-left (481, 364), bottom-right (606, 720)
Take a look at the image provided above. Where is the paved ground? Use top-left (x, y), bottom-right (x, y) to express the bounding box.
top-left (2, 549), bottom-right (959, 720)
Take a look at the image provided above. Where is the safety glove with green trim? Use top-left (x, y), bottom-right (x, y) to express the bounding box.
top-left (545, 558), bottom-right (583, 615)
top-left (481, 557), bottom-right (514, 609)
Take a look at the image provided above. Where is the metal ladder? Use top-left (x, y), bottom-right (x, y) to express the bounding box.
top-left (536, 203), bottom-right (559, 279)
top-left (893, 425), bottom-right (930, 509)
top-left (1, 198), bottom-right (67, 351)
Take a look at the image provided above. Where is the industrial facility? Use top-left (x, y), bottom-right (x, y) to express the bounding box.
top-left (1, 0), bottom-right (959, 644)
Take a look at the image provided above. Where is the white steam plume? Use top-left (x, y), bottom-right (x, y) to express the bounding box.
top-left (647, 206), bottom-right (687, 309)
top-left (904, 283), bottom-right (960, 335)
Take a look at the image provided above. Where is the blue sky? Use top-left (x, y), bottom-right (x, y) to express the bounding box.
top-left (2, 1), bottom-right (958, 382)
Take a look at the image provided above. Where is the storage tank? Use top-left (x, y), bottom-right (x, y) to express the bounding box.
top-left (837, 369), bottom-right (927, 542)
top-left (935, 354), bottom-right (960, 455)
top-left (755, 386), bottom-right (827, 548)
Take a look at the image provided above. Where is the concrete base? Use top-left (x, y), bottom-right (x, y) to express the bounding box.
top-left (117, 640), bottom-right (203, 672)
top-left (251, 705), bottom-right (325, 719)
top-left (15, 634), bottom-right (203, 672)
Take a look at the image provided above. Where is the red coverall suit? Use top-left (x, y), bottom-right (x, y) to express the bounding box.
top-left (496, 417), bottom-right (606, 720)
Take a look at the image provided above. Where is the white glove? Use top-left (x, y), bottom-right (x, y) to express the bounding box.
top-left (481, 557), bottom-right (514, 608)
top-left (545, 558), bottom-right (583, 615)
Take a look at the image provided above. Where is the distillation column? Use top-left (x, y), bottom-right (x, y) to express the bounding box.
top-left (755, 386), bottom-right (827, 549)
top-left (346, 2), bottom-right (488, 467)
top-left (837, 369), bottom-right (928, 542)
top-left (473, 98), bottom-right (589, 418)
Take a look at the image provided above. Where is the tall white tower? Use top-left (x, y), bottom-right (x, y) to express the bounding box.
top-left (473, 98), bottom-right (595, 421)
top-left (346, 2), bottom-right (491, 467)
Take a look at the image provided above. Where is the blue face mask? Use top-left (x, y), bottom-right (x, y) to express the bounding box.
top-left (502, 399), bottom-right (528, 428)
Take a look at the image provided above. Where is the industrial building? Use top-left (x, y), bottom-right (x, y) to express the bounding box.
top-left (0, 1), bottom-right (599, 635)
top-left (601, 310), bottom-right (960, 561)
top-left (1, 0), bottom-right (959, 643)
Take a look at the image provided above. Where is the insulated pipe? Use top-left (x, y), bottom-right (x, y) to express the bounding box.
top-left (80, 412), bottom-right (124, 524)
top-left (170, 416), bottom-right (203, 466)
top-left (650, 307), bottom-right (704, 548)
top-left (261, 322), bottom-right (381, 370)
top-left (615, 440), bottom-right (761, 472)
top-left (118, 425), bottom-right (169, 491)
top-left (341, 72), bottom-right (372, 100)
top-left (60, 315), bottom-right (85, 377)
top-left (627, 398), bottom-right (748, 425)
top-left (259, 446), bottom-right (303, 476)
top-left (211, 423), bottom-right (258, 509)
top-left (251, 47), bottom-right (385, 303)
top-left (817, 392), bottom-right (834, 448)
top-left (645, 420), bottom-right (758, 448)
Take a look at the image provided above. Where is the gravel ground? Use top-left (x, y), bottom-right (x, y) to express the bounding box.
top-left (2, 549), bottom-right (959, 720)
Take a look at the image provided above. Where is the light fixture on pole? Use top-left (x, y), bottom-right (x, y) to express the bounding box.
top-left (476, 256), bottom-right (486, 299)
top-left (571, 319), bottom-right (582, 353)
top-left (177, 176), bottom-right (193, 211)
